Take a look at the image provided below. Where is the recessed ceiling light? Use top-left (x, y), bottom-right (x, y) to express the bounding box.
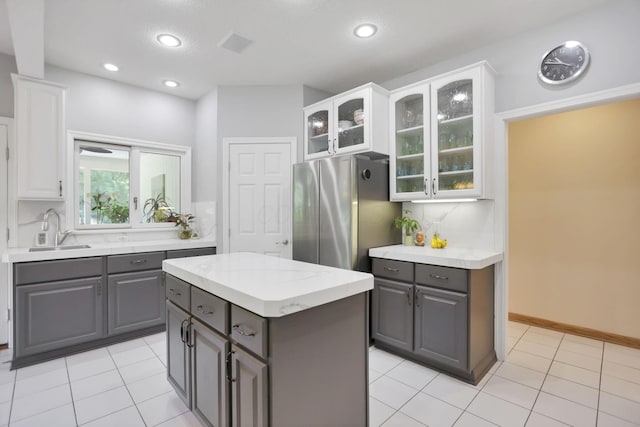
top-left (157, 33), bottom-right (182, 48)
top-left (354, 24), bottom-right (377, 38)
top-left (103, 63), bottom-right (119, 72)
top-left (163, 80), bottom-right (180, 88)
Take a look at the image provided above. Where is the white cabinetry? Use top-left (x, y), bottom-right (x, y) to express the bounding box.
top-left (304, 83), bottom-right (388, 160)
top-left (12, 74), bottom-right (66, 200)
top-left (390, 62), bottom-right (495, 201)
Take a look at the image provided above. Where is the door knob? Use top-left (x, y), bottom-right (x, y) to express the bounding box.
top-left (276, 239), bottom-right (289, 245)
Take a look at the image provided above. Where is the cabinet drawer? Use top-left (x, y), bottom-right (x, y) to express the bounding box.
top-left (231, 305), bottom-right (267, 360)
top-left (166, 247), bottom-right (216, 259)
top-left (372, 258), bottom-right (414, 283)
top-left (15, 257), bottom-right (102, 285)
top-left (107, 251), bottom-right (165, 274)
top-left (415, 264), bottom-right (468, 293)
top-left (191, 286), bottom-right (228, 334)
top-left (165, 274), bottom-right (191, 310)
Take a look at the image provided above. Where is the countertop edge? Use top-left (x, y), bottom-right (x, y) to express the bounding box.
top-left (2, 239), bottom-right (217, 263)
top-left (369, 245), bottom-right (504, 269)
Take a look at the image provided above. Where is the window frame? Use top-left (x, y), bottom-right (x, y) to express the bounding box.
top-left (66, 130), bottom-right (191, 232)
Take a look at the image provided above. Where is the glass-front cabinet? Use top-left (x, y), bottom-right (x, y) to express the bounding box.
top-left (390, 62), bottom-right (494, 201)
top-left (304, 83), bottom-right (388, 160)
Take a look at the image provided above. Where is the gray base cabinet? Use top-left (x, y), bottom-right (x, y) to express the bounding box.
top-left (231, 345), bottom-right (267, 427)
top-left (12, 247), bottom-right (215, 369)
top-left (166, 273), bottom-right (368, 427)
top-left (15, 277), bottom-right (104, 358)
top-left (108, 270), bottom-right (165, 335)
top-left (371, 257), bottom-right (495, 384)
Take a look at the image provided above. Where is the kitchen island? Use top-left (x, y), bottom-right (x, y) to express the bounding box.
top-left (162, 252), bottom-right (373, 427)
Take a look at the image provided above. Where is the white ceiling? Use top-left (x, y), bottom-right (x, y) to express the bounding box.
top-left (0, 0), bottom-right (612, 100)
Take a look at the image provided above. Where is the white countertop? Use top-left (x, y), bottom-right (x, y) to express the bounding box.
top-left (162, 252), bottom-right (373, 318)
top-left (369, 245), bottom-right (503, 269)
top-left (2, 238), bottom-right (217, 263)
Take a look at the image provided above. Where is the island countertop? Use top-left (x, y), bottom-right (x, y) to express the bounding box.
top-left (162, 252), bottom-right (373, 318)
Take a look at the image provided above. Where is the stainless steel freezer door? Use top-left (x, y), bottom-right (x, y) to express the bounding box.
top-left (292, 161), bottom-right (320, 264)
top-left (319, 156), bottom-right (355, 270)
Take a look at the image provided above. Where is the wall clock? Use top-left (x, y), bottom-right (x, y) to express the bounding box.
top-left (538, 41), bottom-right (590, 85)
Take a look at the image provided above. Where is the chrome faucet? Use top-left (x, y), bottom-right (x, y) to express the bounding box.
top-left (42, 208), bottom-right (72, 246)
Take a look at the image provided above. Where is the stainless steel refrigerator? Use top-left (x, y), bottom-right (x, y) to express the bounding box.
top-left (292, 155), bottom-right (401, 272)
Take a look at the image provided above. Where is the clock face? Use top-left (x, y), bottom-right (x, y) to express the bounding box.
top-left (539, 41), bottom-right (590, 85)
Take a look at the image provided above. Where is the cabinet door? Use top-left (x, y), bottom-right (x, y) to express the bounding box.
top-left (166, 301), bottom-right (191, 407)
top-left (304, 101), bottom-right (333, 160)
top-left (191, 320), bottom-right (229, 427)
top-left (15, 277), bottom-right (103, 357)
top-left (13, 75), bottom-right (66, 200)
top-left (389, 86), bottom-right (430, 201)
top-left (371, 278), bottom-right (413, 352)
top-left (231, 345), bottom-right (268, 427)
top-left (414, 285), bottom-right (468, 370)
top-left (333, 88), bottom-right (370, 155)
top-left (108, 270), bottom-right (165, 335)
top-left (430, 66), bottom-right (483, 198)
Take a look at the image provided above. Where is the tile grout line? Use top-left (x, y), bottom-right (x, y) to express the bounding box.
top-left (6, 362), bottom-right (16, 425)
top-left (106, 343), bottom-right (149, 427)
top-left (64, 357), bottom-right (80, 427)
top-left (596, 342), bottom-right (604, 426)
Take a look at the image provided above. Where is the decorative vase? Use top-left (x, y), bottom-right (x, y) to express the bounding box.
top-left (403, 234), bottom-right (413, 246)
top-left (178, 226), bottom-right (193, 240)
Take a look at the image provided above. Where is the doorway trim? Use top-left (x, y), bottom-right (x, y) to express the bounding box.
top-left (221, 137), bottom-right (297, 254)
top-left (493, 82), bottom-right (640, 360)
top-left (0, 116), bottom-right (14, 346)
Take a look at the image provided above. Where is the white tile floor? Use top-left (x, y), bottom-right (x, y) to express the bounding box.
top-left (370, 321), bottom-right (640, 426)
top-left (0, 321), bottom-right (638, 426)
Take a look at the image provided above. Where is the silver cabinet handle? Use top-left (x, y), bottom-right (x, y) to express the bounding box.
top-left (168, 288), bottom-right (182, 296)
top-left (276, 239), bottom-right (289, 245)
top-left (232, 324), bottom-right (256, 337)
top-left (415, 289), bottom-right (421, 307)
top-left (383, 267), bottom-right (399, 272)
top-left (226, 351), bottom-right (236, 383)
top-left (59, 180), bottom-right (62, 197)
top-left (196, 305), bottom-right (214, 315)
top-left (429, 274), bottom-right (449, 281)
top-left (424, 178), bottom-right (429, 195)
top-left (407, 290), bottom-right (412, 306)
top-left (130, 259), bottom-right (147, 265)
top-left (432, 178), bottom-right (437, 195)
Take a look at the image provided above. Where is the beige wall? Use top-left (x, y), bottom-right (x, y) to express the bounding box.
top-left (508, 99), bottom-right (640, 339)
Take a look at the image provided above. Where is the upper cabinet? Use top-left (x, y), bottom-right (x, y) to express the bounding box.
top-left (390, 62), bottom-right (495, 201)
top-left (304, 83), bottom-right (389, 160)
top-left (12, 75), bottom-right (67, 200)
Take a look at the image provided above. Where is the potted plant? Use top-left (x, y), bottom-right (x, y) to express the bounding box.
top-left (171, 213), bottom-right (195, 239)
top-left (142, 193), bottom-right (172, 223)
top-left (394, 210), bottom-right (421, 246)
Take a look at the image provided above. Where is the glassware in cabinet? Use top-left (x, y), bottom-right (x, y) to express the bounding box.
top-left (335, 97), bottom-right (365, 151)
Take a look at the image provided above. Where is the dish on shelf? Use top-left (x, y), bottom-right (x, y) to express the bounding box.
top-left (338, 120), bottom-right (354, 130)
top-left (353, 109), bottom-right (364, 125)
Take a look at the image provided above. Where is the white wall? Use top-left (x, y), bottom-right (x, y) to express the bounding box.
top-left (45, 65), bottom-right (196, 146)
top-left (0, 53), bottom-right (17, 117)
top-left (382, 0), bottom-right (640, 113)
top-left (194, 89), bottom-right (218, 203)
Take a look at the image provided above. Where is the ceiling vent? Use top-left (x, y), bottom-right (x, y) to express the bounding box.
top-left (218, 32), bottom-right (253, 54)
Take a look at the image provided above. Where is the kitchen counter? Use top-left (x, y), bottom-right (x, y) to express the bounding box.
top-left (2, 238), bottom-right (217, 263)
top-left (369, 244), bottom-right (503, 269)
top-left (162, 252), bottom-right (373, 317)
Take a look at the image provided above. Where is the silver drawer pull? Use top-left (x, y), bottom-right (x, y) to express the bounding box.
top-left (383, 267), bottom-right (400, 272)
top-left (232, 324), bottom-right (256, 337)
top-left (130, 259), bottom-right (147, 265)
top-left (429, 274), bottom-right (449, 281)
top-left (168, 288), bottom-right (182, 296)
top-left (196, 305), bottom-right (214, 315)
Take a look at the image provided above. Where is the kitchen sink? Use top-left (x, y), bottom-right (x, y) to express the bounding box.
top-left (29, 245), bottom-right (91, 252)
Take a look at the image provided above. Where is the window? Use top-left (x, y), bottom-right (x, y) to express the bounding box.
top-left (69, 131), bottom-right (191, 230)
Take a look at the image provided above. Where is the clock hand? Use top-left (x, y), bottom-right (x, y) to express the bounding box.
top-left (544, 58), bottom-right (572, 67)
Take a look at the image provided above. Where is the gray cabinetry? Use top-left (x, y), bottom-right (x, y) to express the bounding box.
top-left (15, 277), bottom-right (104, 358)
top-left (371, 257), bottom-right (495, 384)
top-left (108, 270), bottom-right (165, 335)
top-left (191, 319), bottom-right (229, 427)
top-left (371, 278), bottom-right (413, 352)
top-left (167, 300), bottom-right (191, 406)
top-left (107, 252), bottom-right (165, 335)
top-left (414, 285), bottom-right (468, 370)
top-left (230, 345), bottom-right (267, 427)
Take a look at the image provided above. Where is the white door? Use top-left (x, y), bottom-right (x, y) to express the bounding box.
top-left (0, 124), bottom-right (8, 344)
top-left (228, 142), bottom-right (292, 258)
